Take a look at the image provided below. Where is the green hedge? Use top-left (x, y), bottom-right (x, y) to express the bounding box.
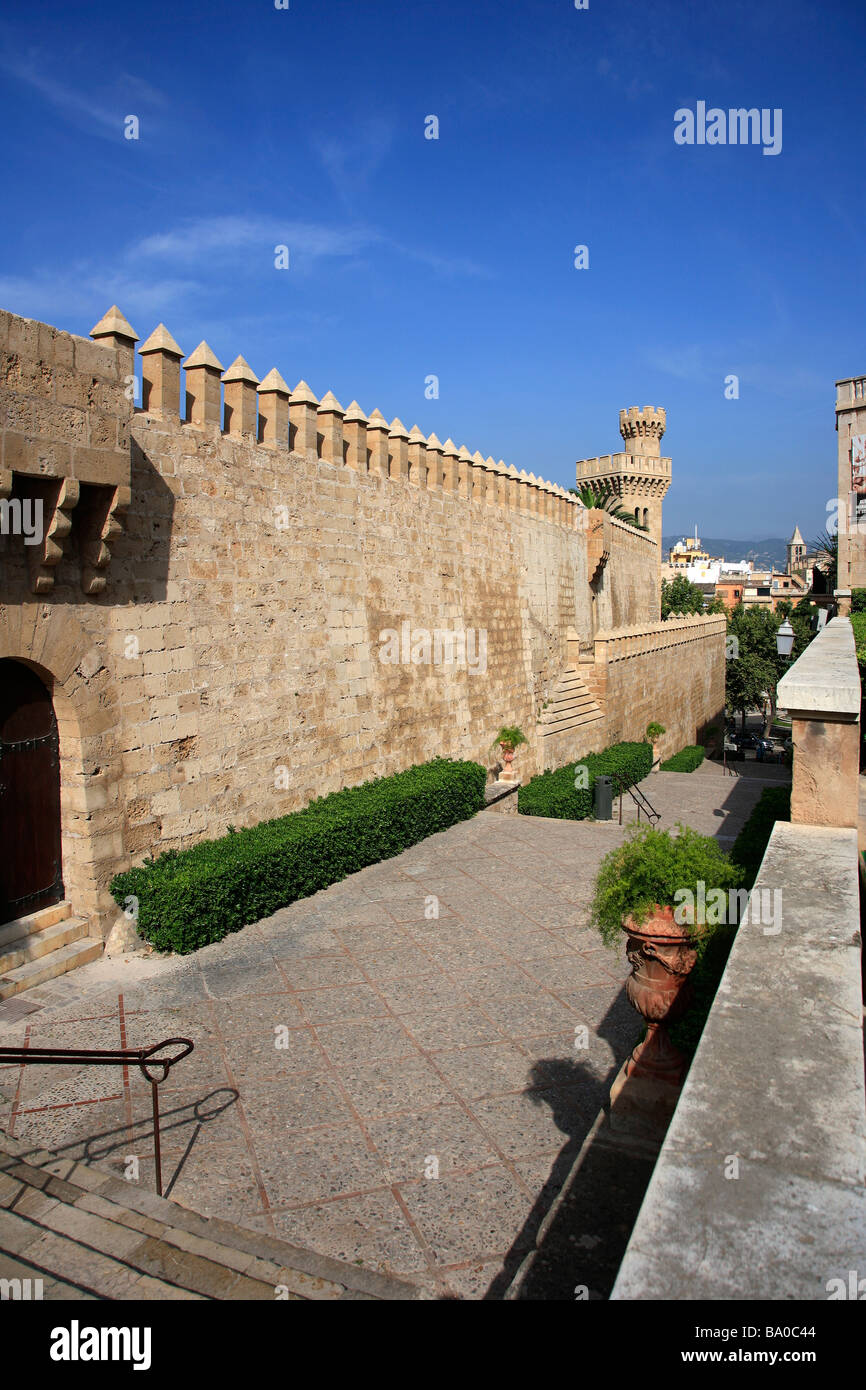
top-left (660, 745), bottom-right (705, 773)
top-left (111, 758), bottom-right (486, 954)
top-left (730, 785), bottom-right (791, 888)
top-left (517, 741), bottom-right (652, 819)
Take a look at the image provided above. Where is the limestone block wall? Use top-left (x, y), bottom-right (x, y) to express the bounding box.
top-left (589, 614), bottom-right (727, 762)
top-left (0, 306), bottom-right (676, 935)
top-left (1, 306), bottom-right (722, 941)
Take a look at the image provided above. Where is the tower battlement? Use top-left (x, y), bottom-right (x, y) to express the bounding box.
top-left (618, 406), bottom-right (667, 457)
top-left (576, 407), bottom-right (671, 554)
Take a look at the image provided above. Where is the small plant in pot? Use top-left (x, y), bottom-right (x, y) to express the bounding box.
top-left (494, 725), bottom-right (526, 781)
top-left (590, 823), bottom-right (743, 1085)
top-left (645, 721), bottom-right (665, 770)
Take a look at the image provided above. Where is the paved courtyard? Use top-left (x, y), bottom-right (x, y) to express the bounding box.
top-left (0, 763), bottom-right (781, 1298)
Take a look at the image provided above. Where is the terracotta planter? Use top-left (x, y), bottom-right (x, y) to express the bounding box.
top-left (621, 904), bottom-right (702, 1087)
top-left (651, 739), bottom-right (661, 771)
top-left (499, 743), bottom-right (517, 782)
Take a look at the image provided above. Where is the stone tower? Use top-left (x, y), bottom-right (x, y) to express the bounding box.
top-left (575, 407), bottom-right (672, 552)
top-left (787, 524), bottom-right (806, 576)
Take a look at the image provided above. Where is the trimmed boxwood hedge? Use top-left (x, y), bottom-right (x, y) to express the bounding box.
top-left (660, 745), bottom-right (705, 773)
top-left (111, 757), bottom-right (486, 954)
top-left (517, 741), bottom-right (652, 820)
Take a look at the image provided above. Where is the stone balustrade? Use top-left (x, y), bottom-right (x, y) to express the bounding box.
top-left (611, 819), bottom-right (865, 1300)
top-left (777, 616), bottom-right (861, 828)
top-left (611, 614), bottom-right (865, 1300)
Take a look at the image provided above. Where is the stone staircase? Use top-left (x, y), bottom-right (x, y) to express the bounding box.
top-left (0, 1130), bottom-right (425, 1300)
top-left (0, 902), bottom-right (101, 1002)
top-left (539, 664), bottom-right (604, 753)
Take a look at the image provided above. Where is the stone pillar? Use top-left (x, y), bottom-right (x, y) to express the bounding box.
top-left (388, 418), bottom-right (409, 480)
top-left (343, 401), bottom-right (368, 471)
top-left (483, 456), bottom-right (498, 505)
top-left (471, 451), bottom-right (488, 502)
top-left (495, 461), bottom-right (509, 507)
top-left (408, 426), bottom-right (429, 486)
top-left (426, 433), bottom-right (443, 490)
top-left (507, 464), bottom-right (521, 510)
top-left (777, 617), bottom-right (861, 829)
top-left (457, 446), bottom-right (473, 501)
top-left (257, 368), bottom-right (290, 448)
top-left (318, 391), bottom-right (345, 463)
top-left (90, 305), bottom-right (139, 386)
top-left (222, 356), bottom-right (259, 438)
top-left (139, 324), bottom-right (184, 417)
top-left (441, 439), bottom-right (460, 493)
top-left (184, 341), bottom-right (224, 430)
top-left (366, 409), bottom-right (390, 476)
top-left (289, 380), bottom-right (319, 455)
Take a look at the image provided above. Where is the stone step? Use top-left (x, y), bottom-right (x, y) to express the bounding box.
top-left (0, 901), bottom-right (73, 947)
top-left (542, 711), bottom-right (604, 737)
top-left (0, 1131), bottom-right (426, 1301)
top-left (0, 917), bottom-right (89, 976)
top-left (0, 938), bottom-right (102, 1002)
top-left (544, 694), bottom-right (600, 715)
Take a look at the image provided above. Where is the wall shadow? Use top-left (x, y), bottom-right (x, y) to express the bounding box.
top-left (481, 985), bottom-right (655, 1301)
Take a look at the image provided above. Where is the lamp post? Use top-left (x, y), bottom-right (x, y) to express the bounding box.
top-left (776, 618), bottom-right (794, 659)
top-left (772, 618), bottom-right (795, 764)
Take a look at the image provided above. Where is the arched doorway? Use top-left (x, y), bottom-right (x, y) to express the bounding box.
top-left (0, 659), bottom-right (63, 924)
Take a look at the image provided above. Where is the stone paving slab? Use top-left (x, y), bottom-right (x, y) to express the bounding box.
top-left (0, 768), bottom-right (777, 1298)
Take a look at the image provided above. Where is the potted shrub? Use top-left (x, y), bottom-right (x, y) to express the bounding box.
top-left (645, 721), bottom-right (666, 771)
top-left (590, 823), bottom-right (743, 1085)
top-left (495, 725), bottom-right (527, 782)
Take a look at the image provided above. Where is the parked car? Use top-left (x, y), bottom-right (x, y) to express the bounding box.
top-left (755, 737), bottom-right (775, 760)
top-left (734, 732), bottom-right (760, 750)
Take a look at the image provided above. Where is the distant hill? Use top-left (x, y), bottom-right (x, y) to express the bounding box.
top-left (663, 536), bottom-right (789, 570)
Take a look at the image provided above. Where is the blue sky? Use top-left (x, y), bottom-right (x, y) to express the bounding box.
top-left (1, 0), bottom-right (864, 540)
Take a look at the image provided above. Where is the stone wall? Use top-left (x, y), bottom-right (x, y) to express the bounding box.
top-left (0, 306), bottom-right (723, 938)
top-left (587, 614), bottom-right (727, 764)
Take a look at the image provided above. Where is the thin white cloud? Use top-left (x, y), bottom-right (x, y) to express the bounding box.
top-left (131, 216), bottom-right (379, 267)
top-left (0, 48), bottom-right (168, 141)
top-left (311, 117), bottom-right (396, 200)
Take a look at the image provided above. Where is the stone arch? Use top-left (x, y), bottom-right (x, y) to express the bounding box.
top-left (0, 604), bottom-right (123, 939)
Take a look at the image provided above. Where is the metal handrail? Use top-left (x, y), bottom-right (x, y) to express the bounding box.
top-left (610, 770), bottom-right (661, 826)
top-left (0, 1037), bottom-right (194, 1197)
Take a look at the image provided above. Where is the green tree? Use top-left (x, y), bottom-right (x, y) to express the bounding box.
top-left (661, 573), bottom-right (706, 619)
top-left (725, 604), bottom-right (776, 733)
top-left (726, 602), bottom-right (818, 735)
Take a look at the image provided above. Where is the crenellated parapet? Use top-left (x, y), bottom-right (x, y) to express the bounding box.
top-left (85, 305), bottom-right (589, 532)
top-left (618, 405), bottom-right (666, 457)
top-left (0, 305), bottom-right (672, 606)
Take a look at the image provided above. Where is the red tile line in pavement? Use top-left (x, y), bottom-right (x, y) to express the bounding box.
top-left (265, 938), bottom-right (601, 1282)
top-left (200, 994), bottom-right (282, 1238)
top-left (6, 1021), bottom-right (30, 1137)
top-left (117, 992), bottom-right (135, 1146)
top-left (267, 952), bottom-right (452, 1295)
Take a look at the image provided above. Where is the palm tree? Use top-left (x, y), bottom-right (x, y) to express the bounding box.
top-left (810, 528), bottom-right (838, 590)
top-left (569, 484), bottom-right (649, 531)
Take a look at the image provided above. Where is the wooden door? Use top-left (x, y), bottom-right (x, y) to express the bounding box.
top-left (0, 660), bottom-right (63, 925)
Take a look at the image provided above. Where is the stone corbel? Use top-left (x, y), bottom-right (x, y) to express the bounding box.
top-left (587, 509), bottom-right (612, 586)
top-left (26, 477), bottom-right (80, 594)
top-left (80, 484), bottom-right (131, 595)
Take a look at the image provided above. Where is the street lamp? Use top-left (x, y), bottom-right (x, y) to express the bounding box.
top-left (776, 618), bottom-right (795, 659)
